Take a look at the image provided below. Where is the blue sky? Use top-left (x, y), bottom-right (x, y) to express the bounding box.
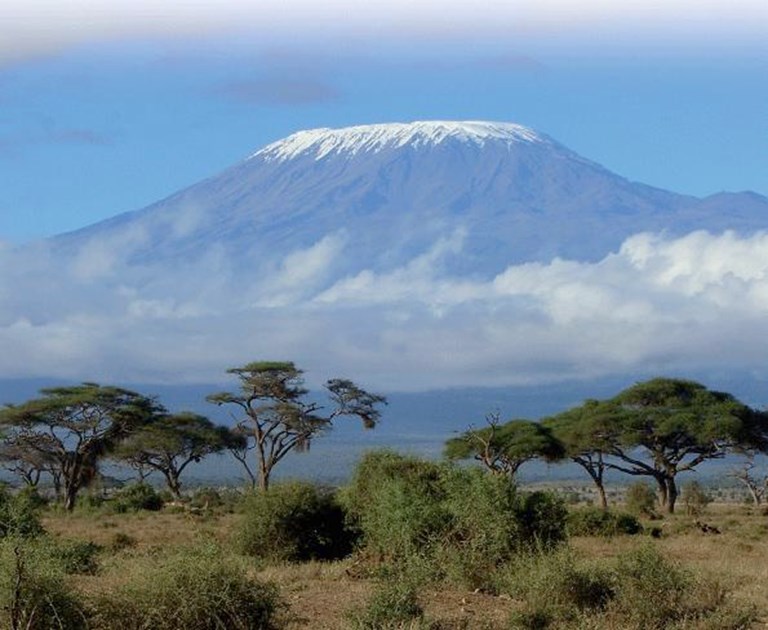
top-left (1, 0), bottom-right (766, 243)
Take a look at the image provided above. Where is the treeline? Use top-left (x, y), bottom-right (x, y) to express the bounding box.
top-left (447, 377), bottom-right (768, 513)
top-left (1, 366), bottom-right (766, 518)
top-left (0, 361), bottom-right (386, 510)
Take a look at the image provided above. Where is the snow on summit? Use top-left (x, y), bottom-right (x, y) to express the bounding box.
top-left (253, 121), bottom-right (547, 162)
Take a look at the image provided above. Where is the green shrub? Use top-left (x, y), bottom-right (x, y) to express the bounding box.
top-left (109, 483), bottom-right (164, 513)
top-left (505, 544), bottom-right (754, 629)
top-left (0, 538), bottom-right (87, 629)
top-left (514, 491), bottom-right (568, 550)
top-left (0, 486), bottom-right (44, 539)
top-left (49, 539), bottom-right (102, 575)
top-left (681, 480), bottom-right (711, 516)
top-left (342, 453), bottom-right (448, 561)
top-left (610, 545), bottom-right (690, 628)
top-left (342, 450), bottom-right (446, 534)
top-left (567, 507), bottom-right (642, 537)
top-left (92, 543), bottom-right (282, 630)
top-left (505, 548), bottom-right (614, 625)
top-left (624, 482), bottom-right (658, 517)
top-left (235, 481), bottom-right (355, 562)
top-left (607, 545), bottom-right (755, 630)
top-left (348, 579), bottom-right (424, 629)
top-left (341, 451), bottom-right (567, 589)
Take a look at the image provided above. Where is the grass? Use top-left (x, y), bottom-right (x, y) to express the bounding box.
top-left (28, 498), bottom-right (768, 629)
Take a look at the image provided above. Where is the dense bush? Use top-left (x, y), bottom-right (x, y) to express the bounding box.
top-left (92, 543), bottom-right (282, 630)
top-left (347, 578), bottom-right (424, 629)
top-left (506, 548), bottom-right (615, 627)
top-left (514, 490), bottom-right (568, 550)
top-left (235, 481), bottom-right (355, 562)
top-left (50, 539), bottom-right (102, 575)
top-left (109, 483), bottom-right (164, 513)
top-left (624, 482), bottom-right (658, 517)
top-left (567, 507), bottom-right (643, 537)
top-left (506, 544), bottom-right (755, 630)
top-left (0, 538), bottom-right (87, 629)
top-left (341, 451), bottom-right (567, 588)
top-left (0, 486), bottom-right (44, 539)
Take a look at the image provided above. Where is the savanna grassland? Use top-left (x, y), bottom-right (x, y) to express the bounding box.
top-left (4, 451), bottom-right (765, 630)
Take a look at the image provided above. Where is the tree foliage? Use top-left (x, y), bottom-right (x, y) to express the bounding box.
top-left (543, 400), bottom-right (626, 510)
top-left (445, 415), bottom-right (564, 479)
top-left (0, 384), bottom-right (161, 510)
top-left (115, 412), bottom-right (237, 497)
top-left (207, 361), bottom-right (386, 490)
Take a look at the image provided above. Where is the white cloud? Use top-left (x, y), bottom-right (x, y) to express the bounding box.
top-left (1, 228), bottom-right (768, 390)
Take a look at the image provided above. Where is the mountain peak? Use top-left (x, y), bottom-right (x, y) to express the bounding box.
top-left (251, 120), bottom-right (547, 163)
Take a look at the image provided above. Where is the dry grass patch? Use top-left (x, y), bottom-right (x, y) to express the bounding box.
top-left (42, 509), bottom-right (237, 549)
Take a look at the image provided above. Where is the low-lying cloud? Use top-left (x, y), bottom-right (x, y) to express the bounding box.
top-left (1, 229), bottom-right (767, 391)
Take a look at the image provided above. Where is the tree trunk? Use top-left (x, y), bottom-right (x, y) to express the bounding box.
top-left (165, 472), bottom-right (182, 498)
top-left (666, 477), bottom-right (678, 514)
top-left (259, 468), bottom-right (270, 492)
top-left (654, 476), bottom-right (668, 511)
top-left (596, 482), bottom-right (608, 511)
top-left (64, 484), bottom-right (78, 511)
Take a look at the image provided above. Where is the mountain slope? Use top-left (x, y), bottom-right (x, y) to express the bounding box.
top-left (53, 121), bottom-right (768, 278)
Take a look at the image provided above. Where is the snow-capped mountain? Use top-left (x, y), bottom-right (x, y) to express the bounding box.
top-left (5, 121), bottom-right (768, 390)
top-left (52, 120), bottom-right (768, 276)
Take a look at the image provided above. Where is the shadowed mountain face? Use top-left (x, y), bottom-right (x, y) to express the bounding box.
top-left (4, 121), bottom-right (768, 389)
top-left (52, 121), bottom-right (767, 275)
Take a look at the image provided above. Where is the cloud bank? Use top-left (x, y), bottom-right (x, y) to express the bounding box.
top-left (2, 229), bottom-right (767, 391)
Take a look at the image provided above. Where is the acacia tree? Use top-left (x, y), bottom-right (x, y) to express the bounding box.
top-left (445, 415), bottom-right (564, 479)
top-left (728, 452), bottom-right (768, 507)
top-left (115, 412), bottom-right (240, 497)
top-left (561, 378), bottom-right (768, 514)
top-left (0, 441), bottom-right (59, 491)
top-left (207, 361), bottom-right (386, 491)
top-left (0, 384), bottom-right (161, 510)
top-left (543, 400), bottom-right (624, 511)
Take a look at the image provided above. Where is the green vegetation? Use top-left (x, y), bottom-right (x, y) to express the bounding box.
top-left (567, 506), bottom-right (642, 537)
top-left (342, 451), bottom-right (566, 589)
top-left (0, 538), bottom-right (88, 630)
top-left (0, 384), bottom-right (163, 510)
top-left (236, 481), bottom-right (355, 562)
top-left (0, 371), bottom-right (765, 627)
top-left (545, 378), bottom-right (767, 513)
top-left (91, 543), bottom-right (283, 629)
top-left (445, 416), bottom-right (563, 479)
top-left (207, 361), bottom-right (386, 490)
top-left (115, 412), bottom-right (238, 497)
top-left (624, 481), bottom-right (659, 518)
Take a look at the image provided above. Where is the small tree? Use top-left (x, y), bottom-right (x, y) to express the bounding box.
top-left (445, 415), bottom-right (564, 479)
top-left (0, 442), bottom-right (56, 490)
top-left (728, 452), bottom-right (767, 507)
top-left (0, 384), bottom-right (161, 510)
top-left (115, 413), bottom-right (238, 498)
top-left (207, 361), bottom-right (386, 491)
